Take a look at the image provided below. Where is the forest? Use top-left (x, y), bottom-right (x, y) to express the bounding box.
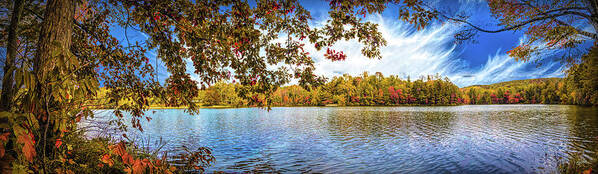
top-left (196, 68), bottom-right (596, 108)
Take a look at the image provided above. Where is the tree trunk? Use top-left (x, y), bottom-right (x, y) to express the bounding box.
top-left (0, 0), bottom-right (26, 111)
top-left (33, 0), bottom-right (75, 171)
top-left (33, 0), bottom-right (75, 107)
top-left (34, 0), bottom-right (75, 73)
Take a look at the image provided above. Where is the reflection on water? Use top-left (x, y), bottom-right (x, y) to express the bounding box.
top-left (90, 105), bottom-right (598, 173)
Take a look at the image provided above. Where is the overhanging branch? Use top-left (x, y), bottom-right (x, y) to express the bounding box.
top-left (444, 11), bottom-right (597, 40)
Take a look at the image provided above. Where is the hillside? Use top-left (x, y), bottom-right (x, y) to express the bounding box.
top-left (462, 78), bottom-right (563, 89)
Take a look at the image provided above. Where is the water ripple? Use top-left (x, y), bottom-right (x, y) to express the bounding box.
top-left (87, 105), bottom-right (598, 173)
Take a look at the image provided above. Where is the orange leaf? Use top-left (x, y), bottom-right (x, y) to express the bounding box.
top-left (16, 128), bottom-right (36, 162)
top-left (0, 132), bottom-right (8, 158)
top-left (132, 159), bottom-right (144, 174)
top-left (111, 141), bottom-right (127, 156)
top-left (21, 139), bottom-right (36, 162)
top-left (101, 154), bottom-right (114, 167)
top-left (0, 132), bottom-right (9, 141)
top-left (122, 153), bottom-right (133, 165)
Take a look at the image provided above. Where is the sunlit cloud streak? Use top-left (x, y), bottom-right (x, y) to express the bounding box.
top-left (449, 47), bottom-right (564, 87)
top-left (305, 15), bottom-right (565, 87)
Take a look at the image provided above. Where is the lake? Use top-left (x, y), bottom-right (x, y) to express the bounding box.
top-left (90, 105), bottom-right (598, 173)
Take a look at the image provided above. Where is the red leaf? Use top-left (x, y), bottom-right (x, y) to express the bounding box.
top-left (55, 138), bottom-right (63, 148)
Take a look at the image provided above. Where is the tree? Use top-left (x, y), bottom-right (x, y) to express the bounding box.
top-left (445, 0), bottom-right (597, 61)
top-left (0, 0), bottom-right (25, 111)
top-left (567, 47), bottom-right (598, 105)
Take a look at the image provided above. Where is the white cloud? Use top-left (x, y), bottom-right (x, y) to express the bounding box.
top-left (449, 49), bottom-right (564, 87)
top-left (304, 15), bottom-right (565, 87)
top-left (310, 15), bottom-right (462, 79)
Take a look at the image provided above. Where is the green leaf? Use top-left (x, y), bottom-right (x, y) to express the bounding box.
top-left (0, 123), bottom-right (9, 129)
top-left (26, 113), bottom-right (39, 130)
top-left (23, 71), bottom-right (30, 89)
top-left (15, 69), bottom-right (23, 88)
top-left (0, 112), bottom-right (12, 119)
top-left (28, 72), bottom-right (35, 90)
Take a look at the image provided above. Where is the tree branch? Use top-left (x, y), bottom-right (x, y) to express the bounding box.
top-left (518, 0), bottom-right (591, 19)
top-left (521, 1), bottom-right (598, 40)
top-left (446, 11), bottom-right (587, 33)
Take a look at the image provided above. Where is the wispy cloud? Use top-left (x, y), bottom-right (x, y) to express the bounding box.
top-left (305, 15), bottom-right (565, 87)
top-left (305, 15), bottom-right (464, 82)
top-left (449, 48), bottom-right (564, 87)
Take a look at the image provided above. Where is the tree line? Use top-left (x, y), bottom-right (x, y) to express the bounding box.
top-left (198, 72), bottom-right (463, 107)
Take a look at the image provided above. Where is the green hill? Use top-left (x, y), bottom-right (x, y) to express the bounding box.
top-left (463, 78), bottom-right (562, 89)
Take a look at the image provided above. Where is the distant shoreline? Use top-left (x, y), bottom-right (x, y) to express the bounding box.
top-left (88, 103), bottom-right (587, 110)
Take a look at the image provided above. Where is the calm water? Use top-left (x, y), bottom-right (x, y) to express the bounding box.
top-left (90, 105), bottom-right (598, 173)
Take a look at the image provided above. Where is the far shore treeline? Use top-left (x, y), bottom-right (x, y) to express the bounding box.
top-left (95, 68), bottom-right (597, 109)
top-left (195, 75), bottom-right (592, 107)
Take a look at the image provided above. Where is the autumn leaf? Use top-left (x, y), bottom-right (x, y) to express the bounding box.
top-left (0, 132), bottom-right (9, 158)
top-left (111, 141), bottom-right (127, 156)
top-left (100, 154), bottom-right (114, 167)
top-left (55, 138), bottom-right (63, 148)
top-left (15, 126), bottom-right (36, 162)
top-left (0, 132), bottom-right (8, 142)
top-left (0, 145), bottom-right (4, 158)
top-left (122, 153), bottom-right (134, 165)
top-left (132, 159), bottom-right (144, 174)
